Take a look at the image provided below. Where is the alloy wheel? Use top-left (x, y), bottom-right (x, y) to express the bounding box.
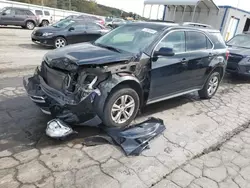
top-left (111, 95), bottom-right (135, 124)
top-left (55, 38), bottom-right (66, 48)
top-left (207, 76), bottom-right (219, 96)
top-left (26, 22), bottom-right (34, 30)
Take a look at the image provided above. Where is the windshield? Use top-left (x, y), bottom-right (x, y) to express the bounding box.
top-left (94, 24), bottom-right (161, 53)
top-left (52, 19), bottom-right (75, 28)
top-left (227, 34), bottom-right (250, 48)
top-left (0, 8), bottom-right (7, 13)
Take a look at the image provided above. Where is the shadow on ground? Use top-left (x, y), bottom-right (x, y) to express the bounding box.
top-left (18, 43), bottom-right (53, 50)
top-left (223, 73), bottom-right (250, 85)
top-left (0, 92), bottom-right (193, 153)
top-left (0, 26), bottom-right (26, 30)
top-left (0, 75), bottom-right (249, 152)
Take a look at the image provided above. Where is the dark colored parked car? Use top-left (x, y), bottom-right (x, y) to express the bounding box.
top-left (24, 22), bottom-right (228, 128)
top-left (0, 7), bottom-right (38, 29)
top-left (226, 32), bottom-right (250, 76)
top-left (32, 19), bottom-right (110, 48)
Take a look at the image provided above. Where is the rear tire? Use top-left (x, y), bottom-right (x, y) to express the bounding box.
top-left (199, 72), bottom-right (220, 99)
top-left (26, 21), bottom-right (35, 30)
top-left (102, 87), bottom-right (140, 128)
top-left (41, 20), bottom-right (49, 27)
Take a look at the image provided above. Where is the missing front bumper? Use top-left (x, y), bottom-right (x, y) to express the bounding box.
top-left (23, 74), bottom-right (101, 125)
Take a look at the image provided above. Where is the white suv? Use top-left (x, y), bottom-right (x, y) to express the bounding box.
top-left (33, 9), bottom-right (52, 27)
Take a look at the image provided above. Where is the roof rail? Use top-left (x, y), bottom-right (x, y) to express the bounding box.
top-left (149, 19), bottom-right (175, 23)
top-left (182, 22), bottom-right (213, 28)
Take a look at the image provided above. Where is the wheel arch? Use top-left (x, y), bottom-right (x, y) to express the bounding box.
top-left (25, 20), bottom-right (35, 26)
top-left (202, 65), bottom-right (225, 88)
top-left (93, 74), bottom-right (143, 119)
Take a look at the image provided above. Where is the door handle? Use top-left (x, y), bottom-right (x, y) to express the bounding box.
top-left (181, 58), bottom-right (187, 64)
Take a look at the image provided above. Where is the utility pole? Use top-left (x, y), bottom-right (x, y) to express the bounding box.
top-left (69, 0), bottom-right (71, 10)
top-left (236, 0), bottom-right (240, 10)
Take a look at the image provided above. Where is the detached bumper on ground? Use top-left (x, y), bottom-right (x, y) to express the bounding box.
top-left (23, 71), bottom-right (101, 125)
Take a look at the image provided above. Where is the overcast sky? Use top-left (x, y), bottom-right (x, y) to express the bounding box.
top-left (96, 0), bottom-right (250, 17)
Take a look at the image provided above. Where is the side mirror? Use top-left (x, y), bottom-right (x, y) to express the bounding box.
top-left (2, 12), bottom-right (6, 16)
top-left (68, 27), bottom-right (75, 31)
top-left (154, 47), bottom-right (175, 57)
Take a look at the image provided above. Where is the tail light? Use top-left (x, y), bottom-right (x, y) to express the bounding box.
top-left (99, 20), bottom-right (105, 25)
top-left (226, 50), bottom-right (230, 61)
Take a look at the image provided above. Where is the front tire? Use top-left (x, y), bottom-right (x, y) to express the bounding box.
top-left (199, 72), bottom-right (220, 99)
top-left (102, 87), bottom-right (140, 128)
top-left (54, 37), bottom-right (67, 49)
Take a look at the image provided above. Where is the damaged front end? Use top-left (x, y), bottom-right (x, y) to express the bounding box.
top-left (24, 53), bottom-right (149, 129)
top-left (23, 59), bottom-right (105, 125)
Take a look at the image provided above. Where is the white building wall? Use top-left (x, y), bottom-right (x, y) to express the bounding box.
top-left (222, 8), bottom-right (250, 37)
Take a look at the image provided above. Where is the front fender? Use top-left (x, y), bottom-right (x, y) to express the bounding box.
top-left (93, 74), bottom-right (142, 119)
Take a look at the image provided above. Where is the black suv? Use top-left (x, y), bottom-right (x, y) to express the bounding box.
top-left (0, 7), bottom-right (38, 29)
top-left (226, 32), bottom-right (250, 76)
top-left (24, 22), bottom-right (228, 128)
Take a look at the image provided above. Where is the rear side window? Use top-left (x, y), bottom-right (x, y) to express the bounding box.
top-left (73, 23), bottom-right (86, 30)
top-left (209, 32), bottom-right (226, 49)
top-left (25, 10), bottom-right (34, 16)
top-left (186, 31), bottom-right (207, 51)
top-left (15, 9), bottom-right (26, 15)
top-left (35, 10), bottom-right (43, 15)
top-left (44, 11), bottom-right (50, 16)
top-left (86, 23), bottom-right (102, 30)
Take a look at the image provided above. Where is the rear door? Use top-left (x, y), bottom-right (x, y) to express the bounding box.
top-left (66, 23), bottom-right (87, 44)
top-left (184, 31), bottom-right (213, 88)
top-left (85, 23), bottom-right (103, 41)
top-left (13, 9), bottom-right (27, 25)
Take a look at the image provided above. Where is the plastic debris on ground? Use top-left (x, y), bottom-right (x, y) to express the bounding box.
top-left (82, 117), bottom-right (166, 156)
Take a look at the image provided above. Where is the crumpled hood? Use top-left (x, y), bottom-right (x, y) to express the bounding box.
top-left (45, 43), bottom-right (135, 65)
top-left (228, 46), bottom-right (250, 56)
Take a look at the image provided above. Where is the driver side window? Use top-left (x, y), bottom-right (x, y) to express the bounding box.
top-left (156, 31), bottom-right (185, 53)
top-left (4, 9), bottom-right (14, 15)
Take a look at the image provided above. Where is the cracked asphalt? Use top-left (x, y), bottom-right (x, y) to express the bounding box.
top-left (1, 27), bottom-right (250, 188)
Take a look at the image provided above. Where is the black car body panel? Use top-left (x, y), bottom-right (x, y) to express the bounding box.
top-left (226, 47), bottom-right (250, 75)
top-left (24, 22), bottom-right (227, 126)
top-left (45, 43), bottom-right (135, 65)
top-left (226, 34), bottom-right (250, 75)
